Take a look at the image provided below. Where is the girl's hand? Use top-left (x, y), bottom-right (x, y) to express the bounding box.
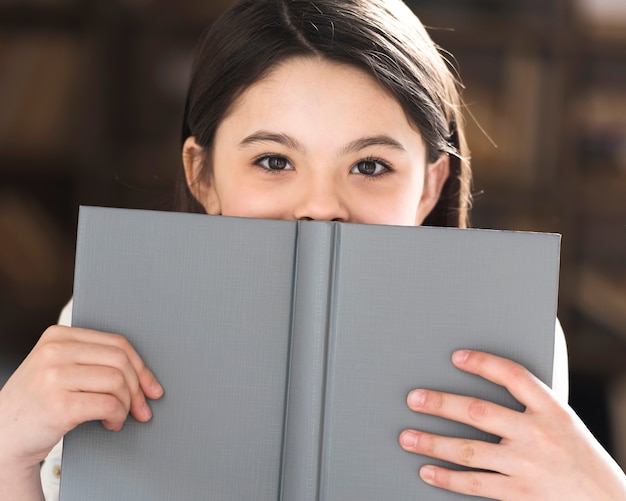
top-left (399, 350), bottom-right (626, 500)
top-left (0, 325), bottom-right (163, 483)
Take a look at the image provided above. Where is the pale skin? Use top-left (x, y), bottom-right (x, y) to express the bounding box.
top-left (0, 56), bottom-right (624, 500)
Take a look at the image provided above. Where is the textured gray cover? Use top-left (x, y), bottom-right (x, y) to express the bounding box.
top-left (60, 207), bottom-right (560, 500)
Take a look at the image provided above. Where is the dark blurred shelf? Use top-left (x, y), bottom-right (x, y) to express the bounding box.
top-left (0, 154), bottom-right (83, 174)
top-left (0, 3), bottom-right (90, 32)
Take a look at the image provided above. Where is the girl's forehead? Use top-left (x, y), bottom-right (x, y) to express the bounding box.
top-left (227, 57), bottom-right (405, 121)
top-left (214, 56), bottom-right (426, 155)
top-left (252, 56), bottom-right (388, 93)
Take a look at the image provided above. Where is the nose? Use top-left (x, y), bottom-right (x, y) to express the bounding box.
top-left (292, 178), bottom-right (349, 222)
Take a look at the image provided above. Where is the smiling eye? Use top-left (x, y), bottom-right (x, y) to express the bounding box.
top-left (350, 159), bottom-right (390, 176)
top-left (255, 155), bottom-right (293, 171)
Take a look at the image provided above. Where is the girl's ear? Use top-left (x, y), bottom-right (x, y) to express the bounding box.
top-left (182, 137), bottom-right (221, 215)
top-left (414, 153), bottom-right (450, 225)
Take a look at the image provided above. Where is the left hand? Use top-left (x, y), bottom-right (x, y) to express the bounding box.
top-left (398, 350), bottom-right (626, 500)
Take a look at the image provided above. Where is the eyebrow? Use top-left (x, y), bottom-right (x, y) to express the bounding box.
top-left (340, 135), bottom-right (407, 155)
top-left (238, 130), bottom-right (407, 155)
top-left (239, 131), bottom-right (303, 151)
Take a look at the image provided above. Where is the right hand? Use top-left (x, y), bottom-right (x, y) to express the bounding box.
top-left (0, 325), bottom-right (163, 471)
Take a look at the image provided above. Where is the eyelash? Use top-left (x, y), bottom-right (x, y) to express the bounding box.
top-left (253, 154), bottom-right (294, 174)
top-left (252, 154), bottom-right (393, 179)
top-left (351, 156), bottom-right (393, 179)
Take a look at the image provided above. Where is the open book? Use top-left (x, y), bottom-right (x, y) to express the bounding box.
top-left (60, 207), bottom-right (560, 500)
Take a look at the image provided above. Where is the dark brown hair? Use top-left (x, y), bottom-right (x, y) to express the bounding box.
top-left (179, 0), bottom-right (472, 227)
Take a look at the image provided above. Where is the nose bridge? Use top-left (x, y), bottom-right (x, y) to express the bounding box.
top-left (294, 169), bottom-right (348, 221)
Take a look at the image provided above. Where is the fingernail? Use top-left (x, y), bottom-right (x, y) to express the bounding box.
top-left (420, 465), bottom-right (435, 483)
top-left (408, 389), bottom-right (426, 408)
top-left (453, 350), bottom-right (470, 364)
top-left (152, 379), bottom-right (164, 398)
top-left (143, 401), bottom-right (152, 420)
top-left (400, 431), bottom-right (418, 448)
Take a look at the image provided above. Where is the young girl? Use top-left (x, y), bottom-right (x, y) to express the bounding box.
top-left (1, 0), bottom-right (625, 499)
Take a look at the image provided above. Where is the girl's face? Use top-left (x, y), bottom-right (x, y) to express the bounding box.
top-left (183, 57), bottom-right (449, 226)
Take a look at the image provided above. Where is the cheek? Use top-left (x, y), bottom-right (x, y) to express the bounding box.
top-left (218, 181), bottom-right (292, 219)
top-left (211, 148), bottom-right (295, 219)
top-left (220, 187), bottom-right (272, 218)
top-left (352, 180), bottom-right (424, 226)
top-left (355, 204), bottom-right (418, 226)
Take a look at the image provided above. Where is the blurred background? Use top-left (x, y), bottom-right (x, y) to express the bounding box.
top-left (1, 0), bottom-right (625, 468)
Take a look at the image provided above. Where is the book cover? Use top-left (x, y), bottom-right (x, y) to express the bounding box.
top-left (60, 206), bottom-right (560, 500)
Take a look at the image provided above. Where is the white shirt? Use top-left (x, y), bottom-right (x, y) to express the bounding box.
top-left (41, 299), bottom-right (570, 500)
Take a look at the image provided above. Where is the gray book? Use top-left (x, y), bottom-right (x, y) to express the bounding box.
top-left (60, 206), bottom-right (560, 500)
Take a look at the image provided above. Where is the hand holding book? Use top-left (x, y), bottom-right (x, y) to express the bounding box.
top-left (400, 349), bottom-right (626, 499)
top-left (0, 325), bottom-right (162, 500)
top-left (4, 329), bottom-right (624, 500)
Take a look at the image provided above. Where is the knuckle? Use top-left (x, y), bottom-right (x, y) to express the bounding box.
top-left (464, 349), bottom-right (484, 369)
top-left (36, 341), bottom-right (63, 365)
top-left (40, 325), bottom-right (63, 342)
top-left (419, 433), bottom-right (436, 456)
top-left (425, 391), bottom-right (444, 411)
top-left (467, 471), bottom-right (483, 495)
top-left (110, 345), bottom-right (131, 368)
top-left (552, 403), bottom-right (576, 425)
top-left (458, 441), bottom-right (476, 464)
top-left (467, 399), bottom-right (488, 421)
top-left (102, 394), bottom-right (126, 419)
top-left (507, 363), bottom-right (530, 385)
top-left (137, 364), bottom-right (152, 382)
top-left (109, 369), bottom-right (127, 392)
top-left (109, 333), bottom-right (132, 352)
top-left (432, 467), bottom-right (449, 488)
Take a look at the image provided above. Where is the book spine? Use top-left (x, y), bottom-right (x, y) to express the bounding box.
top-left (280, 222), bottom-right (335, 501)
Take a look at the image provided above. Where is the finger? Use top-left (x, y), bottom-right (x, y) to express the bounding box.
top-left (38, 339), bottom-right (152, 422)
top-left (69, 328), bottom-right (164, 400)
top-left (54, 364), bottom-right (133, 415)
top-left (60, 392), bottom-right (131, 433)
top-left (452, 350), bottom-right (555, 412)
top-left (399, 430), bottom-right (509, 474)
top-left (65, 365), bottom-right (155, 424)
top-left (406, 388), bottom-right (522, 439)
top-left (45, 325), bottom-right (163, 400)
top-left (419, 464), bottom-right (509, 500)
top-left (61, 341), bottom-right (146, 416)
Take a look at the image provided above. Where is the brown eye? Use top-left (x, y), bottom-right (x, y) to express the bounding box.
top-left (358, 160), bottom-right (377, 175)
top-left (351, 159), bottom-right (389, 176)
top-left (268, 156), bottom-right (288, 170)
top-left (255, 155), bottom-right (294, 171)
